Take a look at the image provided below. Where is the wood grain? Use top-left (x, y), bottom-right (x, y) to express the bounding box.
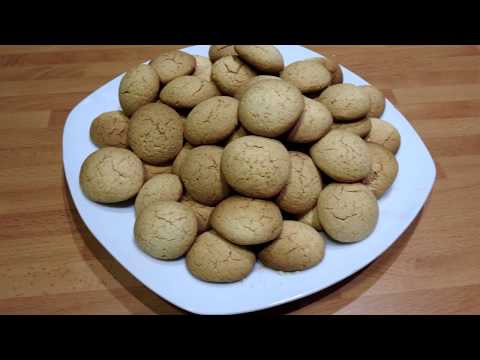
top-left (0, 45), bottom-right (479, 315)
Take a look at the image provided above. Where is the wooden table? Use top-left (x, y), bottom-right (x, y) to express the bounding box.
top-left (1, 45), bottom-right (479, 315)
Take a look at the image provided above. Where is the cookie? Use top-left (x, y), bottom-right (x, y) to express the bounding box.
top-left (280, 60), bottom-right (332, 94)
top-left (239, 79), bottom-right (304, 137)
top-left (308, 57), bottom-right (343, 85)
top-left (186, 230), bottom-right (256, 283)
top-left (210, 195), bottom-right (283, 245)
top-left (208, 45), bottom-right (238, 63)
top-left (172, 143), bottom-right (193, 176)
top-left (134, 174), bottom-right (183, 216)
top-left (159, 76), bottom-right (221, 109)
top-left (287, 97), bottom-right (333, 143)
top-left (180, 194), bottom-right (214, 234)
top-left (276, 152), bottom-right (322, 214)
top-left (193, 55), bottom-right (212, 81)
top-left (362, 143), bottom-right (399, 198)
top-left (361, 85), bottom-right (386, 118)
top-left (180, 145), bottom-right (231, 206)
top-left (119, 64), bottom-right (160, 116)
top-left (211, 56), bottom-right (257, 96)
top-left (134, 201), bottom-right (197, 260)
top-left (128, 103), bottom-right (184, 165)
top-left (143, 163), bottom-right (173, 181)
top-left (310, 129), bottom-right (371, 182)
top-left (150, 50), bottom-right (196, 84)
top-left (80, 147), bottom-right (144, 204)
top-left (226, 126), bottom-right (249, 144)
top-left (317, 183), bottom-right (378, 243)
top-left (317, 84), bottom-right (371, 121)
top-left (90, 111), bottom-right (129, 148)
top-left (365, 118), bottom-right (401, 154)
top-left (234, 45), bottom-right (284, 74)
top-left (234, 75), bottom-right (281, 100)
top-left (331, 117), bottom-right (372, 138)
top-left (297, 207), bottom-right (322, 231)
top-left (221, 135), bottom-right (291, 198)
top-left (184, 96), bottom-right (239, 145)
top-left (259, 221), bottom-right (326, 272)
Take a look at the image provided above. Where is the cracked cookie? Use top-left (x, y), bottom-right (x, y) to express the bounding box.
top-left (235, 45), bottom-right (284, 74)
top-left (259, 221), bottom-right (326, 272)
top-left (143, 163), bottom-right (173, 181)
top-left (209, 45), bottom-right (238, 63)
top-left (193, 55), bottom-right (212, 81)
top-left (297, 207), bottom-right (323, 231)
top-left (186, 230), bottom-right (256, 283)
top-left (234, 75), bottom-right (281, 100)
top-left (317, 183), bottom-right (378, 243)
top-left (221, 135), bottom-right (291, 198)
top-left (210, 195), bottom-right (283, 245)
top-left (90, 111), bottom-right (129, 148)
top-left (211, 55), bottom-right (257, 96)
top-left (280, 59), bottom-right (332, 94)
top-left (331, 117), bottom-right (372, 138)
top-left (361, 85), bottom-right (385, 118)
top-left (306, 57), bottom-right (343, 85)
top-left (226, 125), bottom-right (249, 144)
top-left (287, 97), bottom-right (333, 143)
top-left (134, 201), bottom-right (197, 260)
top-left (362, 143), bottom-right (399, 198)
top-left (159, 76), bottom-right (221, 109)
top-left (172, 143), bottom-right (193, 176)
top-left (80, 147), bottom-right (144, 204)
top-left (134, 174), bottom-right (183, 216)
top-left (150, 50), bottom-right (196, 84)
top-left (180, 193), bottom-right (214, 234)
top-left (317, 83), bottom-right (371, 121)
top-left (365, 118), bottom-right (401, 154)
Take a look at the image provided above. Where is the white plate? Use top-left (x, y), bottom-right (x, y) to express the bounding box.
top-left (63, 45), bottom-right (436, 315)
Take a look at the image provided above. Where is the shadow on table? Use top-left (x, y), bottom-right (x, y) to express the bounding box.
top-left (63, 175), bottom-right (422, 316)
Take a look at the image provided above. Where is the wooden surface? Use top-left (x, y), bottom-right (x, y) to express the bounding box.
top-left (1, 45), bottom-right (479, 315)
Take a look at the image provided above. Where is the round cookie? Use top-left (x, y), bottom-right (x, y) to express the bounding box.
top-left (280, 60), bottom-right (332, 94)
top-left (90, 111), bottom-right (129, 148)
top-left (80, 147), bottom-right (144, 204)
top-left (209, 45), bottom-right (238, 63)
top-left (287, 97), bottom-right (333, 143)
top-left (172, 143), bottom-right (193, 176)
top-left (128, 103), bottom-right (184, 165)
top-left (297, 207), bottom-right (322, 231)
top-left (361, 85), bottom-right (386, 118)
top-left (150, 50), bottom-right (196, 84)
top-left (134, 201), bottom-right (197, 260)
top-left (210, 196), bottom-right (283, 246)
top-left (317, 84), bottom-right (371, 121)
top-left (180, 145), bottom-right (231, 206)
top-left (276, 152), bottom-right (322, 214)
top-left (365, 118), bottom-right (401, 154)
top-left (193, 55), bottom-right (212, 81)
top-left (143, 163), bottom-right (173, 181)
top-left (134, 174), bottom-right (183, 216)
top-left (159, 76), bottom-right (220, 109)
top-left (363, 143), bottom-right (399, 198)
top-left (317, 183), bottom-right (379, 243)
top-left (226, 126), bottom-right (249, 144)
top-left (331, 117), bottom-right (372, 138)
top-left (211, 56), bottom-right (257, 96)
top-left (234, 75), bottom-right (281, 100)
top-left (119, 64), bottom-right (160, 116)
top-left (308, 57), bottom-right (343, 85)
top-left (239, 79), bottom-right (304, 137)
top-left (310, 129), bottom-right (371, 182)
top-left (221, 136), bottom-right (291, 198)
top-left (180, 194), bottom-right (215, 234)
top-left (186, 230), bottom-right (256, 283)
top-left (234, 45), bottom-right (284, 74)
top-left (184, 96), bottom-right (239, 145)
top-left (259, 221), bottom-right (326, 272)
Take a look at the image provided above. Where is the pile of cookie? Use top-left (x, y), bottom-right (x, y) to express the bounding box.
top-left (80, 45), bottom-right (401, 283)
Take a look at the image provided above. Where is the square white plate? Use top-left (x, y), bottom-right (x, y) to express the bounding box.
top-left (63, 45), bottom-right (436, 315)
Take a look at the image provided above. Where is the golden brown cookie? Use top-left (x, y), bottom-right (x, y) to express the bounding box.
top-left (239, 79), bottom-right (304, 137)
top-left (361, 85), bottom-right (386, 118)
top-left (310, 129), bottom-right (371, 182)
top-left (90, 111), bottom-right (129, 148)
top-left (317, 84), bottom-right (371, 121)
top-left (276, 152), bottom-right (322, 214)
top-left (119, 64), bottom-right (160, 116)
top-left (211, 56), bottom-right (257, 96)
top-left (134, 174), bottom-right (183, 216)
top-left (127, 103), bottom-right (184, 165)
top-left (233, 75), bottom-right (281, 100)
top-left (143, 163), bottom-right (173, 181)
top-left (180, 145), bottom-right (231, 206)
top-left (226, 126), bottom-right (249, 144)
top-left (209, 45), bottom-right (238, 63)
top-left (317, 183), bottom-right (378, 243)
top-left (331, 117), bottom-right (372, 138)
top-left (171, 143), bottom-right (193, 176)
top-left (180, 193), bottom-right (215, 234)
top-left (80, 147), bottom-right (144, 204)
top-left (297, 207), bottom-right (323, 231)
top-left (287, 97), bottom-right (333, 143)
top-left (134, 201), bottom-right (197, 260)
top-left (365, 118), bottom-right (401, 154)
top-left (234, 45), bottom-right (284, 74)
top-left (280, 60), bottom-right (332, 94)
top-left (210, 195), bottom-right (283, 245)
top-left (221, 135), bottom-right (291, 198)
top-left (159, 76), bottom-right (220, 109)
top-left (259, 221), bottom-right (326, 272)
top-left (193, 55), bottom-right (212, 81)
top-left (362, 143), bottom-right (399, 198)
top-left (184, 96), bottom-right (239, 145)
top-left (308, 57), bottom-right (343, 85)
top-left (150, 50), bottom-right (196, 84)
top-left (186, 230), bottom-right (256, 283)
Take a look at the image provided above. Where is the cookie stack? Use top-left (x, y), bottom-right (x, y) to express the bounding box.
top-left (80, 45), bottom-right (401, 284)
